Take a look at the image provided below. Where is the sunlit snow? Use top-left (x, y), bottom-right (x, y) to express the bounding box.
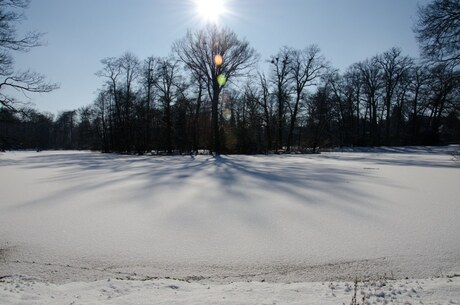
top-left (1, 147), bottom-right (459, 303)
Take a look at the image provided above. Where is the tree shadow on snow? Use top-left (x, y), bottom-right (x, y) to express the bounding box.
top-left (5, 151), bottom-right (387, 222)
top-left (209, 155), bottom-right (381, 218)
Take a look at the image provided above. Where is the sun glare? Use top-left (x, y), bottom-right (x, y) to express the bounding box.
top-left (194, 0), bottom-right (227, 23)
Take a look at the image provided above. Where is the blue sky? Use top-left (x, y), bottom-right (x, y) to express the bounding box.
top-left (14, 0), bottom-right (430, 115)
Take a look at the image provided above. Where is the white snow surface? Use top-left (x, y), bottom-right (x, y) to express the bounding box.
top-left (1, 146), bottom-right (460, 303)
top-left (1, 274), bottom-right (459, 305)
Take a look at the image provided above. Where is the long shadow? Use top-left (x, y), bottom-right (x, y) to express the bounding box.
top-left (323, 145), bottom-right (460, 168)
top-left (209, 155), bottom-right (379, 218)
top-left (4, 151), bottom-right (384, 222)
top-left (3, 152), bottom-right (211, 211)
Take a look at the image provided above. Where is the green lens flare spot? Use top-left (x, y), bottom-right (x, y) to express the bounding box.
top-left (217, 74), bottom-right (227, 86)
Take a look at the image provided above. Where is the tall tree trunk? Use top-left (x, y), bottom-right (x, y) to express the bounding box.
top-left (287, 95), bottom-right (300, 151)
top-left (212, 83), bottom-right (221, 155)
top-left (277, 90), bottom-right (284, 150)
top-left (166, 98), bottom-right (172, 154)
top-left (193, 86), bottom-right (202, 153)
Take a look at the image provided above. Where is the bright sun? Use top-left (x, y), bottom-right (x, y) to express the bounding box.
top-left (194, 0), bottom-right (227, 23)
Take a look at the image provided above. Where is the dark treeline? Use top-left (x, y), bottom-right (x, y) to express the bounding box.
top-left (2, 46), bottom-right (458, 154)
top-left (1, 1), bottom-right (459, 154)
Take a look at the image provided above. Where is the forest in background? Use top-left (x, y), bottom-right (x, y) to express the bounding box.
top-left (1, 0), bottom-right (459, 154)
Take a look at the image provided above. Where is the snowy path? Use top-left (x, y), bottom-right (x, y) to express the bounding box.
top-left (1, 148), bottom-right (459, 289)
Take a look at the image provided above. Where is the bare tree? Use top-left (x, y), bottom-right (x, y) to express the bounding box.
top-left (342, 65), bottom-right (364, 144)
top-left (357, 58), bottom-right (382, 145)
top-left (137, 56), bottom-right (158, 151)
top-left (190, 73), bottom-right (207, 153)
top-left (141, 56), bottom-right (158, 116)
top-left (96, 57), bottom-right (122, 150)
top-left (54, 110), bottom-right (76, 149)
top-left (256, 72), bottom-right (274, 150)
top-left (415, 0), bottom-right (460, 69)
top-left (307, 85), bottom-right (333, 153)
top-left (408, 64), bottom-right (430, 143)
top-left (426, 64), bottom-right (459, 143)
top-left (153, 57), bottom-right (185, 153)
top-left (377, 47), bottom-right (413, 144)
top-left (269, 47), bottom-right (292, 150)
top-left (118, 52), bottom-right (140, 152)
top-left (326, 70), bottom-right (350, 145)
top-left (173, 24), bottom-right (258, 154)
top-left (93, 90), bottom-right (110, 152)
top-left (0, 0), bottom-right (58, 110)
top-left (287, 45), bottom-right (328, 151)
top-left (96, 52), bottom-right (140, 152)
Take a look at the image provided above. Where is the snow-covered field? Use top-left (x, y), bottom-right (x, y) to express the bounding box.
top-left (1, 147), bottom-right (459, 304)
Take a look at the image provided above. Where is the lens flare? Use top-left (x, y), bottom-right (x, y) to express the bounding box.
top-left (222, 108), bottom-right (231, 120)
top-left (217, 74), bottom-right (227, 86)
top-left (214, 54), bottom-right (223, 66)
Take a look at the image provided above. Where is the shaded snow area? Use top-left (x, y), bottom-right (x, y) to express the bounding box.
top-left (1, 147), bottom-right (459, 304)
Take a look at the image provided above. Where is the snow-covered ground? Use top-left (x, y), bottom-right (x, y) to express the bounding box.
top-left (1, 147), bottom-right (459, 304)
top-left (1, 274), bottom-right (459, 305)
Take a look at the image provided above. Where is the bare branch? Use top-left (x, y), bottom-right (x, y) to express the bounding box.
top-left (0, 0), bottom-right (56, 110)
top-left (415, 0), bottom-right (460, 68)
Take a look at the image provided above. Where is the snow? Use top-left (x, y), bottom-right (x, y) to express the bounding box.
top-left (0, 146), bottom-right (459, 303)
top-left (1, 274), bottom-right (459, 305)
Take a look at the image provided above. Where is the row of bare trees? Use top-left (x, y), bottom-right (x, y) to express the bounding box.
top-left (84, 43), bottom-right (458, 154)
top-left (0, 106), bottom-right (103, 150)
top-left (326, 48), bottom-right (459, 147)
top-left (4, 43), bottom-right (456, 153)
top-left (0, 0), bottom-right (459, 153)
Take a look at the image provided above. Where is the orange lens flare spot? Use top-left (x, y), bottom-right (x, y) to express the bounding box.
top-left (214, 54), bottom-right (223, 66)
